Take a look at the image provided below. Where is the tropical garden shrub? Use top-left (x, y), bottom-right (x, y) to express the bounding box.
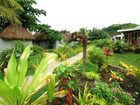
top-left (112, 41), bottom-right (133, 53)
top-left (88, 46), bottom-right (112, 68)
top-left (0, 41), bottom-right (45, 74)
top-left (112, 41), bottom-right (124, 53)
top-left (53, 43), bottom-right (82, 61)
top-left (92, 39), bottom-right (113, 48)
top-left (73, 83), bottom-right (106, 105)
top-left (53, 65), bottom-right (78, 105)
top-left (120, 61), bottom-right (140, 84)
top-left (0, 46), bottom-right (55, 105)
top-left (84, 71), bottom-right (100, 81)
top-left (91, 82), bottom-right (135, 105)
top-left (75, 60), bottom-right (99, 73)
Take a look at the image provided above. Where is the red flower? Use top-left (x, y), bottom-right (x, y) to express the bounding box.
top-left (61, 78), bottom-right (68, 83)
top-left (103, 47), bottom-right (113, 56)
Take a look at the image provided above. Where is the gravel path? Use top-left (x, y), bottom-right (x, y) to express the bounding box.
top-left (47, 52), bottom-right (83, 73)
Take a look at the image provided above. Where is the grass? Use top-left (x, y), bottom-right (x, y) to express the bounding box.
top-left (111, 53), bottom-right (140, 69)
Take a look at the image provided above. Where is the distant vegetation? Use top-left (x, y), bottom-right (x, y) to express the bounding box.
top-left (102, 23), bottom-right (138, 36)
top-left (78, 23), bottom-right (138, 40)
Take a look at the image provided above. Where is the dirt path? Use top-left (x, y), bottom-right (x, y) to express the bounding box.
top-left (47, 52), bottom-right (83, 73)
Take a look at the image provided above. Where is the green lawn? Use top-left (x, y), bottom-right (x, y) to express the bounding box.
top-left (111, 53), bottom-right (140, 69)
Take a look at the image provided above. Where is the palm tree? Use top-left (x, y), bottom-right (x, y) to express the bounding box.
top-left (0, 0), bottom-right (23, 24)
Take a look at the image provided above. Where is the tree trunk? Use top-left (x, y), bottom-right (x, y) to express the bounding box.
top-left (83, 43), bottom-right (87, 73)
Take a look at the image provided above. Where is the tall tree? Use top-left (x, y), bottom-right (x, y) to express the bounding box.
top-left (0, 0), bottom-right (23, 24)
top-left (88, 28), bottom-right (109, 40)
top-left (78, 28), bottom-right (89, 35)
top-left (0, 0), bottom-right (61, 40)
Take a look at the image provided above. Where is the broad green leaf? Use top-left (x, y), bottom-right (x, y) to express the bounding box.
top-left (28, 54), bottom-right (55, 91)
top-left (20, 54), bottom-right (54, 104)
top-left (30, 93), bottom-right (47, 105)
top-left (0, 98), bottom-right (9, 105)
top-left (17, 46), bottom-right (31, 87)
top-left (4, 52), bottom-right (18, 88)
top-left (47, 75), bottom-right (55, 102)
top-left (0, 80), bottom-right (16, 105)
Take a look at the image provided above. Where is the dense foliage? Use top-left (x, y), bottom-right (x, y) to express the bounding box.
top-left (0, 46), bottom-right (55, 105)
top-left (0, 41), bottom-right (45, 74)
top-left (91, 82), bottom-right (135, 105)
top-left (102, 23), bottom-right (138, 35)
top-left (88, 28), bottom-right (109, 40)
top-left (0, 0), bottom-right (61, 40)
top-left (52, 43), bottom-right (82, 61)
top-left (0, 0), bottom-right (23, 24)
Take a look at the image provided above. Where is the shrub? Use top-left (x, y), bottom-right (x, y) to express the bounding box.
top-left (53, 65), bottom-right (78, 105)
top-left (88, 46), bottom-right (111, 67)
top-left (54, 65), bottom-right (78, 90)
top-left (75, 60), bottom-right (99, 73)
top-left (73, 83), bottom-right (106, 105)
top-left (0, 41), bottom-right (45, 74)
top-left (92, 39), bottom-right (113, 48)
top-left (84, 71), bottom-right (100, 81)
top-left (91, 82), bottom-right (135, 105)
top-left (53, 44), bottom-right (82, 61)
top-left (112, 41), bottom-right (124, 53)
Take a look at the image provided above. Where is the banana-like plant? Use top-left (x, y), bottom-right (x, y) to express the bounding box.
top-left (0, 46), bottom-right (55, 105)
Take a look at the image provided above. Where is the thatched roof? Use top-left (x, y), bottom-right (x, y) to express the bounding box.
top-left (0, 24), bottom-right (34, 40)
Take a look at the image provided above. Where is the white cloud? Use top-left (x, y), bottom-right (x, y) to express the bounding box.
top-left (35, 0), bottom-right (140, 32)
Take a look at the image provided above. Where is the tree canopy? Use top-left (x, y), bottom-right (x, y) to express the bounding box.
top-left (102, 23), bottom-right (138, 36)
top-left (0, 0), bottom-right (23, 24)
top-left (0, 0), bottom-right (61, 40)
top-left (88, 28), bottom-right (109, 40)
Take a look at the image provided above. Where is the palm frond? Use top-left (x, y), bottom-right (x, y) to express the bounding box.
top-left (0, 0), bottom-right (24, 23)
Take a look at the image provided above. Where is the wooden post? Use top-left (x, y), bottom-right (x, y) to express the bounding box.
top-left (83, 42), bottom-right (87, 73)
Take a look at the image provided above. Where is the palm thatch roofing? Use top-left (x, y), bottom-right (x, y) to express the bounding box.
top-left (0, 24), bottom-right (34, 40)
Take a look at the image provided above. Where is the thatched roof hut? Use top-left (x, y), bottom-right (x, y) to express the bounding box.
top-left (0, 24), bottom-right (34, 40)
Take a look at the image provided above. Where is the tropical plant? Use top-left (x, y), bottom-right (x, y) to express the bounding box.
top-left (53, 44), bottom-right (82, 61)
top-left (73, 83), bottom-right (106, 105)
top-left (54, 65), bottom-right (78, 90)
top-left (109, 70), bottom-right (124, 82)
top-left (120, 61), bottom-right (140, 83)
top-left (92, 39), bottom-right (113, 48)
top-left (0, 46), bottom-right (55, 105)
top-left (54, 65), bottom-right (78, 105)
top-left (0, 0), bottom-right (23, 24)
top-left (88, 46), bottom-right (110, 67)
top-left (0, 41), bottom-right (45, 74)
top-left (91, 81), bottom-right (135, 105)
top-left (112, 41), bottom-right (124, 53)
top-left (84, 71), bottom-right (100, 81)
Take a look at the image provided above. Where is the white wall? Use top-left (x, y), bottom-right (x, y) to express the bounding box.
top-left (0, 38), bottom-right (32, 52)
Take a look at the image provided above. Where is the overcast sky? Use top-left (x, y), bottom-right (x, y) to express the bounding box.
top-left (35, 0), bottom-right (140, 32)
